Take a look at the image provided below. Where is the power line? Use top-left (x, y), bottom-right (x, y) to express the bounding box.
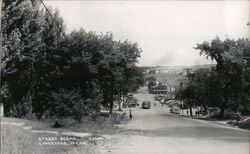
top-left (39, 0), bottom-right (67, 38)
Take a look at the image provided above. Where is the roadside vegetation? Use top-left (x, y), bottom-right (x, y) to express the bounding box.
top-left (2, 124), bottom-right (99, 154)
top-left (1, 0), bottom-right (144, 125)
top-left (1, 1), bottom-right (143, 152)
top-left (176, 37), bottom-right (250, 120)
top-left (143, 38), bottom-right (250, 129)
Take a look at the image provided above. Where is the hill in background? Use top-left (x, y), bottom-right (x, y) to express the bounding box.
top-left (142, 64), bottom-right (216, 87)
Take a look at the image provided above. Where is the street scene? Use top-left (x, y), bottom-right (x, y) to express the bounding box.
top-left (100, 87), bottom-right (249, 154)
top-left (1, 0), bottom-right (250, 154)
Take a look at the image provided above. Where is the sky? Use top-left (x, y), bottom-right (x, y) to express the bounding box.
top-left (44, 1), bottom-right (249, 67)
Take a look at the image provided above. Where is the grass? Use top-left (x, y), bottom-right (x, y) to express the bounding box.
top-left (2, 124), bottom-right (99, 154)
top-left (68, 111), bottom-right (127, 135)
top-left (227, 117), bottom-right (250, 130)
top-left (1, 111), bottom-right (127, 154)
top-left (2, 111), bottom-right (125, 132)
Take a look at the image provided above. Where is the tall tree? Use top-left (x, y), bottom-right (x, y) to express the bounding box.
top-left (2, 0), bottom-right (44, 116)
top-left (1, 1), bottom-right (144, 119)
top-left (195, 37), bottom-right (250, 117)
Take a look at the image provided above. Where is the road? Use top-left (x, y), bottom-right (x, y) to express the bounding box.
top-left (100, 87), bottom-right (249, 154)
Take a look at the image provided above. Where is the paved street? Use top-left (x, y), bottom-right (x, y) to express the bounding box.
top-left (100, 87), bottom-right (249, 154)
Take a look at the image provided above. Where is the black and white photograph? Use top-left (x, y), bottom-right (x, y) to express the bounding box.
top-left (0, 0), bottom-right (250, 154)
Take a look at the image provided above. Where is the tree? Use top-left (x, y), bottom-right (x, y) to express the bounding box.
top-left (2, 0), bottom-right (44, 117)
top-left (1, 0), bottom-right (144, 120)
top-left (176, 85), bottom-right (195, 116)
top-left (176, 71), bottom-right (208, 116)
top-left (147, 76), bottom-right (157, 89)
top-left (32, 7), bottom-right (66, 118)
top-left (195, 37), bottom-right (250, 117)
top-left (95, 36), bottom-right (142, 114)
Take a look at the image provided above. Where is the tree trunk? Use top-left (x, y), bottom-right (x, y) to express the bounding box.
top-left (109, 101), bottom-right (113, 114)
top-left (109, 89), bottom-right (114, 115)
top-left (6, 83), bottom-right (16, 116)
top-left (118, 101), bottom-right (122, 111)
top-left (219, 107), bottom-right (225, 118)
top-left (189, 104), bottom-right (193, 116)
top-left (170, 87), bottom-right (172, 99)
top-left (203, 105), bottom-right (208, 115)
top-left (118, 92), bottom-right (122, 111)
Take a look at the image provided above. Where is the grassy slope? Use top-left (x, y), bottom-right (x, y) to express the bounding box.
top-left (1, 113), bottom-right (124, 154)
top-left (2, 123), bottom-right (98, 154)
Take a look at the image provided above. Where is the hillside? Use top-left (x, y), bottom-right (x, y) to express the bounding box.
top-left (143, 64), bottom-right (216, 87)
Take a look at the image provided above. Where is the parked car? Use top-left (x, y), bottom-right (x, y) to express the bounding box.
top-left (207, 107), bottom-right (220, 116)
top-left (154, 95), bottom-right (164, 101)
top-left (165, 99), bottom-right (182, 107)
top-left (142, 101), bottom-right (151, 109)
top-left (127, 102), bottom-right (139, 108)
top-left (170, 106), bottom-right (181, 114)
top-left (123, 97), bottom-right (139, 108)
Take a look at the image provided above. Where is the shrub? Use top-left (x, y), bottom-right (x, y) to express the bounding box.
top-left (235, 119), bottom-right (250, 129)
top-left (42, 88), bottom-right (100, 124)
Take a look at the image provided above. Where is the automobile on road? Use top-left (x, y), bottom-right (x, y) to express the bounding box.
top-left (170, 106), bottom-right (181, 114)
top-left (142, 101), bottom-right (151, 109)
top-left (123, 96), bottom-right (139, 108)
top-left (154, 95), bottom-right (164, 101)
top-left (127, 102), bottom-right (139, 108)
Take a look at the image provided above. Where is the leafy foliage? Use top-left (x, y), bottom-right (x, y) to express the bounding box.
top-left (1, 0), bottom-right (144, 119)
top-left (177, 37), bottom-right (250, 117)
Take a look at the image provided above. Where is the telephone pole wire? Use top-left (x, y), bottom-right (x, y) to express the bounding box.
top-left (39, 0), bottom-right (66, 38)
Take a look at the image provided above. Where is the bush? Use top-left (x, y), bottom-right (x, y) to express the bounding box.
top-left (224, 109), bottom-right (235, 119)
top-left (7, 92), bottom-right (34, 118)
top-left (235, 119), bottom-right (250, 129)
top-left (42, 88), bottom-right (100, 123)
top-left (52, 117), bottom-right (78, 128)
